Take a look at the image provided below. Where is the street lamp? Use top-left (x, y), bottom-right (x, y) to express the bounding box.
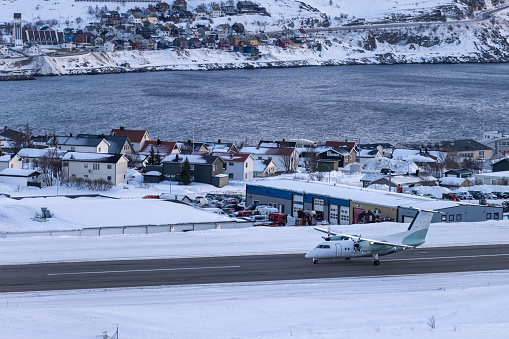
top-left (322, 163), bottom-right (332, 183)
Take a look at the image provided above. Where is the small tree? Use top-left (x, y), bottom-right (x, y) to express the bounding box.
top-left (178, 158), bottom-right (193, 185)
top-left (146, 146), bottom-right (157, 166)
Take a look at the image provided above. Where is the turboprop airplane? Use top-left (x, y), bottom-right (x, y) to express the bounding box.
top-left (305, 210), bottom-right (434, 265)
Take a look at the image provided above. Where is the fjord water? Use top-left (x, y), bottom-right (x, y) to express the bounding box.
top-left (1, 63), bottom-right (507, 143)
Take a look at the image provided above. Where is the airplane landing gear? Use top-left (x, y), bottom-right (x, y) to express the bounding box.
top-left (373, 254), bottom-right (380, 266)
top-left (312, 259), bottom-right (318, 264)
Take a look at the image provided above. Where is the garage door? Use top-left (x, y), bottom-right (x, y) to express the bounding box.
top-left (340, 206), bottom-right (350, 225)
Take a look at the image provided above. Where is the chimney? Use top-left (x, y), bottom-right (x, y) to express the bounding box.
top-left (218, 138), bottom-right (221, 144)
top-left (157, 138), bottom-right (161, 146)
top-left (70, 133), bottom-right (73, 137)
top-left (4, 126), bottom-right (8, 131)
top-left (120, 126), bottom-right (125, 131)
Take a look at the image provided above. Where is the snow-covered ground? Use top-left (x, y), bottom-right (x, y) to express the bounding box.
top-left (1, 171), bottom-right (509, 337)
top-left (1, 271), bottom-right (509, 338)
top-left (0, 0), bottom-right (461, 30)
top-left (1, 222), bottom-right (509, 338)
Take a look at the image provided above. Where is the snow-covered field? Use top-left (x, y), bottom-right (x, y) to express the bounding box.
top-left (0, 0), bottom-right (460, 29)
top-left (1, 220), bottom-right (509, 338)
top-left (2, 173), bottom-right (509, 337)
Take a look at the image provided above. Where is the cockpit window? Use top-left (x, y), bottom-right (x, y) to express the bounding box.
top-left (317, 245), bottom-right (330, 249)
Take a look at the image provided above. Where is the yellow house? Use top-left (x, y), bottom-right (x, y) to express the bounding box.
top-left (288, 38), bottom-right (303, 48)
top-left (143, 17), bottom-right (158, 24)
top-left (245, 35), bottom-right (260, 46)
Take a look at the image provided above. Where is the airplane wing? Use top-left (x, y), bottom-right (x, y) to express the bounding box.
top-left (313, 228), bottom-right (411, 249)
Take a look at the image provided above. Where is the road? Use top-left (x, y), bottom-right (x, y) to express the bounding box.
top-left (1, 244), bottom-right (509, 293)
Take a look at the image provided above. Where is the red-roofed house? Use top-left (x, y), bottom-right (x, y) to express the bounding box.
top-left (139, 140), bottom-right (180, 156)
top-left (110, 127), bottom-right (151, 152)
top-left (212, 152), bottom-right (254, 180)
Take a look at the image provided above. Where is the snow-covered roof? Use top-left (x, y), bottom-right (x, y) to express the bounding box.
top-left (475, 171), bottom-right (509, 179)
top-left (240, 146), bottom-right (295, 156)
top-left (162, 154), bottom-right (216, 165)
top-left (144, 171), bottom-right (162, 176)
top-left (212, 153), bottom-right (252, 163)
top-left (17, 148), bottom-right (66, 158)
top-left (62, 152), bottom-right (124, 163)
top-left (249, 179), bottom-right (462, 210)
top-left (360, 173), bottom-right (385, 182)
top-left (0, 154), bottom-right (12, 162)
top-left (439, 177), bottom-right (468, 186)
top-left (0, 168), bottom-right (40, 177)
top-left (392, 149), bottom-right (446, 163)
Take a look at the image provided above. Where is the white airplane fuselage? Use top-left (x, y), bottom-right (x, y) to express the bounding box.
top-left (304, 239), bottom-right (403, 260)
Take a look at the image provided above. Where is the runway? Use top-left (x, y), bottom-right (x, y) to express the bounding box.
top-left (1, 244), bottom-right (509, 293)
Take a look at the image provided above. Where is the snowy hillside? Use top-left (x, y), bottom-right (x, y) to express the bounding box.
top-left (0, 0), bottom-right (470, 31)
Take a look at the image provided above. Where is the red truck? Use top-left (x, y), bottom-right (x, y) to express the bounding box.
top-left (268, 213), bottom-right (287, 226)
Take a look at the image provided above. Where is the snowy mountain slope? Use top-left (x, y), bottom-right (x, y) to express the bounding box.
top-left (3, 16), bottom-right (509, 75)
top-left (0, 0), bottom-right (471, 31)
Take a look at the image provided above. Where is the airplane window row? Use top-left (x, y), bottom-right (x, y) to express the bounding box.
top-left (317, 245), bottom-right (330, 249)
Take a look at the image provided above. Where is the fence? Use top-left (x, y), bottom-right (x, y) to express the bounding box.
top-left (0, 220), bottom-right (254, 238)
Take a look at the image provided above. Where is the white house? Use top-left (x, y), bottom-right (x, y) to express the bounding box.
top-left (0, 168), bottom-right (45, 187)
top-left (213, 153), bottom-right (254, 180)
top-left (16, 148), bottom-right (66, 169)
top-left (110, 127), bottom-right (151, 153)
top-left (211, 6), bottom-right (224, 17)
top-left (474, 171), bottom-right (509, 185)
top-left (240, 146), bottom-right (299, 173)
top-left (104, 40), bottom-right (116, 52)
top-left (62, 152), bottom-right (128, 185)
top-left (253, 159), bottom-right (277, 177)
top-left (0, 154), bottom-right (22, 171)
top-left (56, 136), bottom-right (110, 153)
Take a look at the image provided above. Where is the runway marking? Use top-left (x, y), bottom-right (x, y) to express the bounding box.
top-left (384, 253), bottom-right (509, 262)
top-left (47, 265), bottom-right (240, 276)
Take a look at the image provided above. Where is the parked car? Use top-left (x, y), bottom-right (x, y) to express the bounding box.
top-left (468, 191), bottom-right (484, 200)
top-left (442, 193), bottom-right (459, 201)
top-left (491, 192), bottom-right (505, 199)
top-left (456, 192), bottom-right (473, 200)
top-left (268, 213), bottom-right (287, 226)
top-left (422, 193), bottom-right (436, 199)
top-left (485, 193), bottom-right (497, 200)
top-left (502, 201), bottom-right (509, 212)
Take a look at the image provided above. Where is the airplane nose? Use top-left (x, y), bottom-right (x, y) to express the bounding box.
top-left (305, 250), bottom-right (314, 258)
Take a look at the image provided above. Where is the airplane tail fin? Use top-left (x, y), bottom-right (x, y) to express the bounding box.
top-left (398, 210), bottom-right (434, 247)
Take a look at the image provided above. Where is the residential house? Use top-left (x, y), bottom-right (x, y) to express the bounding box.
top-left (253, 159), bottom-right (276, 177)
top-left (173, 37), bottom-right (189, 49)
top-left (240, 146), bottom-right (299, 173)
top-left (444, 169), bottom-right (473, 178)
top-left (222, 5), bottom-right (237, 16)
top-left (358, 149), bottom-right (383, 163)
top-left (194, 8), bottom-right (208, 20)
top-left (492, 158), bottom-right (509, 172)
top-left (316, 147), bottom-right (351, 171)
top-left (157, 2), bottom-right (170, 12)
top-left (288, 38), bottom-right (303, 48)
top-left (213, 153), bottom-right (254, 180)
top-left (127, 12), bottom-right (143, 25)
top-left (0, 153), bottom-right (22, 171)
top-left (245, 35), bottom-right (260, 46)
top-left (62, 152), bottom-right (128, 185)
top-left (202, 140), bottom-right (239, 153)
top-left (0, 126), bottom-right (25, 150)
top-left (216, 24), bottom-right (233, 36)
top-left (139, 140), bottom-right (180, 157)
top-left (211, 6), bottom-right (224, 17)
top-left (434, 139), bottom-right (493, 161)
top-left (55, 136), bottom-right (110, 153)
top-left (237, 1), bottom-right (258, 13)
top-left (483, 136), bottom-right (509, 154)
top-left (474, 170), bottom-right (509, 185)
top-left (0, 168), bottom-right (46, 187)
top-left (360, 173), bottom-right (386, 188)
top-left (162, 153), bottom-right (228, 187)
top-left (76, 134), bottom-right (135, 154)
top-left (276, 38), bottom-right (290, 48)
top-left (232, 22), bottom-right (245, 34)
top-left (173, 0), bottom-right (187, 11)
top-left (360, 143), bottom-right (394, 157)
top-left (16, 148), bottom-right (66, 169)
top-left (110, 127), bottom-right (151, 152)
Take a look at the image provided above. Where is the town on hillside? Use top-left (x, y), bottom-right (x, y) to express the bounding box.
top-left (0, 1), bottom-right (327, 59)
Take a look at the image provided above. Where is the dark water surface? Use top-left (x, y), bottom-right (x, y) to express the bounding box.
top-left (1, 64), bottom-right (507, 144)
